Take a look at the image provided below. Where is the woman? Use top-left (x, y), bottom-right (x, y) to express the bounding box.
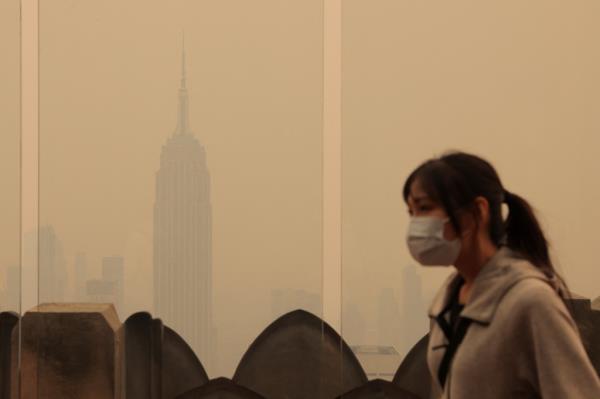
top-left (403, 151), bottom-right (600, 398)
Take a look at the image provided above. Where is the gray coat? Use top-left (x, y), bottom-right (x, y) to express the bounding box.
top-left (427, 246), bottom-right (600, 398)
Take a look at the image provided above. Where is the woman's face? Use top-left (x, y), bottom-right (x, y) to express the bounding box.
top-left (406, 179), bottom-right (459, 241)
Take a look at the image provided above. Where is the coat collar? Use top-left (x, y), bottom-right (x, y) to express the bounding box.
top-left (427, 246), bottom-right (558, 325)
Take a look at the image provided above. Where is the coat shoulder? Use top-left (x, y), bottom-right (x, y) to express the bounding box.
top-left (502, 276), bottom-right (568, 319)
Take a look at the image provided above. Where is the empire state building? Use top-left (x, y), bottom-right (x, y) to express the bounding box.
top-left (153, 48), bottom-right (214, 372)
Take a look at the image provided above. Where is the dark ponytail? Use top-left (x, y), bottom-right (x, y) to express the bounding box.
top-left (503, 190), bottom-right (553, 276)
top-left (503, 190), bottom-right (572, 302)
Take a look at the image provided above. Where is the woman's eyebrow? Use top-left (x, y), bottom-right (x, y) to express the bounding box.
top-left (411, 195), bottom-right (430, 203)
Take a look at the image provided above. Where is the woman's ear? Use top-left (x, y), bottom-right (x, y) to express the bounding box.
top-left (474, 196), bottom-right (490, 228)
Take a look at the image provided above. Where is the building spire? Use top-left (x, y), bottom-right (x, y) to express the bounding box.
top-left (175, 32), bottom-right (189, 135)
top-left (181, 33), bottom-right (186, 89)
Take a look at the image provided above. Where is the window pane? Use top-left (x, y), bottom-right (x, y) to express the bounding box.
top-left (343, 0), bottom-right (600, 381)
top-left (38, 0), bottom-right (324, 383)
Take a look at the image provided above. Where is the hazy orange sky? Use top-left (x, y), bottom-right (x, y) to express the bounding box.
top-left (2, 0), bottom-right (600, 378)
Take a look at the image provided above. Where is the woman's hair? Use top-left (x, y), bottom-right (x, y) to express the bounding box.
top-left (402, 151), bottom-right (570, 299)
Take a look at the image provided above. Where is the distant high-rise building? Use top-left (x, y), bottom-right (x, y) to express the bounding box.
top-left (153, 45), bottom-right (215, 374)
top-left (24, 226), bottom-right (67, 304)
top-left (74, 252), bottom-right (87, 301)
top-left (342, 301), bottom-right (367, 346)
top-left (1, 265), bottom-right (20, 312)
top-left (84, 255), bottom-right (124, 318)
top-left (377, 287), bottom-right (402, 351)
top-left (102, 256), bottom-right (124, 313)
top-left (86, 279), bottom-right (118, 306)
top-left (400, 264), bottom-right (428, 355)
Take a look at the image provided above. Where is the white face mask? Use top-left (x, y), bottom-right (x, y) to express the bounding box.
top-left (406, 216), bottom-right (461, 266)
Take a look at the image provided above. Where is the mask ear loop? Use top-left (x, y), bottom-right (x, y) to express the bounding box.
top-left (439, 217), bottom-right (453, 241)
top-left (450, 204), bottom-right (473, 239)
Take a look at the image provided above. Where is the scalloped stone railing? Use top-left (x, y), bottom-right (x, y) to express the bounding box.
top-left (0, 297), bottom-right (598, 399)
